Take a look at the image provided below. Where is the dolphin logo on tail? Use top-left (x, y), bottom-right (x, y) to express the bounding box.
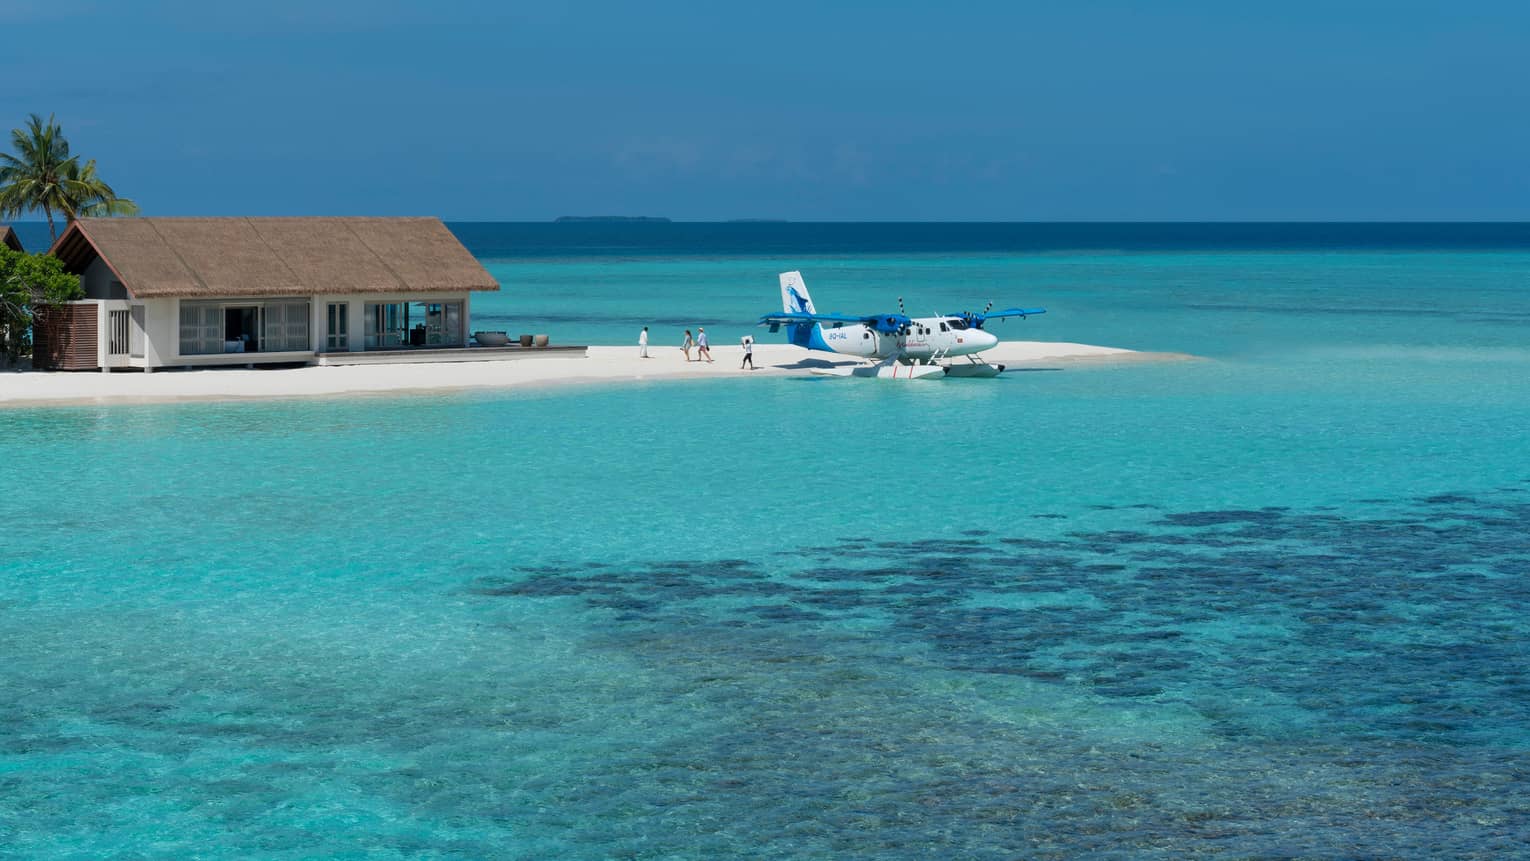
top-left (779, 271), bottom-right (829, 349)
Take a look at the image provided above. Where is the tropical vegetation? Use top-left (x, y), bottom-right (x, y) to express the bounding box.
top-left (0, 113), bottom-right (138, 243)
top-left (0, 245), bottom-right (81, 362)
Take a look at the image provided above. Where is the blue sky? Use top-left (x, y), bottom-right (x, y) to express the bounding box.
top-left (3, 1), bottom-right (1528, 220)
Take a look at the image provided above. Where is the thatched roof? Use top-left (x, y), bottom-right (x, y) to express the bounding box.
top-left (50, 217), bottom-right (499, 298)
top-left (0, 224), bottom-right (21, 253)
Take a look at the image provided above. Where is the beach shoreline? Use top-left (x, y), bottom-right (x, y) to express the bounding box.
top-left (0, 342), bottom-right (1192, 409)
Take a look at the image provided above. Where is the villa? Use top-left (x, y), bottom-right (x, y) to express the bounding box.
top-left (1, 224), bottom-right (21, 252)
top-left (33, 216), bottom-right (501, 371)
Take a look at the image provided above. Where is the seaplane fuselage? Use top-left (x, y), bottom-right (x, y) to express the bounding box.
top-left (814, 316), bottom-right (998, 360)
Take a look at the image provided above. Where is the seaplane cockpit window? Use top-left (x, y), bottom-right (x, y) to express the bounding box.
top-left (948, 319), bottom-right (968, 330)
top-left (939, 322), bottom-right (949, 332)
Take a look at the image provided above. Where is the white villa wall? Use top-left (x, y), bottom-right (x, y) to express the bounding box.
top-left (50, 292), bottom-right (481, 371)
top-left (118, 293), bottom-right (476, 369)
top-left (97, 299), bottom-right (132, 370)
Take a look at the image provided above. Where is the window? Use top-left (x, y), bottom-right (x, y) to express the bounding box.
top-left (326, 303), bottom-right (349, 351)
top-left (948, 319), bottom-right (968, 330)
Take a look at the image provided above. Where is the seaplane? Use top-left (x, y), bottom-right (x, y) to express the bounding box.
top-left (758, 271), bottom-right (1046, 379)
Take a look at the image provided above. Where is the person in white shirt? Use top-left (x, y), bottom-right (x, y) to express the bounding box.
top-left (697, 327), bottom-right (712, 363)
top-left (639, 326), bottom-right (650, 358)
top-left (740, 334), bottom-right (754, 369)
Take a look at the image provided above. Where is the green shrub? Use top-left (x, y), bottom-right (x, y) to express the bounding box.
top-left (0, 247), bottom-right (82, 361)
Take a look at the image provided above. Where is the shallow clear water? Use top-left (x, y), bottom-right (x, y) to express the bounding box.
top-left (3, 226), bottom-right (1529, 857)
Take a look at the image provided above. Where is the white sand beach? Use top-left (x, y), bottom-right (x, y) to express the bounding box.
top-left (0, 341), bottom-right (1189, 408)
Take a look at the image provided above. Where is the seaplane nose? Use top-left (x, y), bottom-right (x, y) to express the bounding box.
top-left (976, 330), bottom-right (999, 349)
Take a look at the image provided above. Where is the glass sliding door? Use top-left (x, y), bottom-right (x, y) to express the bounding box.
top-left (260, 302), bottom-right (311, 352)
top-left (444, 302), bottom-right (462, 345)
top-left (419, 301), bottom-right (464, 346)
top-left (364, 302), bottom-right (406, 349)
top-left (179, 302), bottom-right (226, 355)
top-left (361, 300), bottom-right (463, 350)
top-left (425, 303), bottom-right (444, 345)
top-left (177, 299), bottom-right (310, 355)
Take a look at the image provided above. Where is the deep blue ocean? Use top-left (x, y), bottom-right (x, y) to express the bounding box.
top-left (3, 223), bottom-right (1529, 858)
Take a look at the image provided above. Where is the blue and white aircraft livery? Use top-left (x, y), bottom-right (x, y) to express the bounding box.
top-left (759, 271), bottom-right (1046, 379)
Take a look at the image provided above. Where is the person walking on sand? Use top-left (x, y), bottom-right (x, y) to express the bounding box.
top-left (740, 334), bottom-right (755, 370)
top-left (639, 326), bottom-right (650, 358)
top-left (682, 329), bottom-right (694, 362)
top-left (697, 327), bottom-right (713, 363)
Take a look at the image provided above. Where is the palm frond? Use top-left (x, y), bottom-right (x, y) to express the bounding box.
top-left (0, 114), bottom-right (135, 224)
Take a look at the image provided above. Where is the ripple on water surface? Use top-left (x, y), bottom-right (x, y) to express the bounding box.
top-left (16, 490), bottom-right (1519, 856)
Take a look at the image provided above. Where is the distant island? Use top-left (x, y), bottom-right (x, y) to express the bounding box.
top-left (554, 216), bottom-right (671, 223)
top-left (727, 219), bottom-right (790, 223)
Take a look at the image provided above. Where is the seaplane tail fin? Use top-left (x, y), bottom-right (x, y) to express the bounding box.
top-left (780, 271), bottom-right (817, 315)
top-left (779, 271), bottom-right (821, 348)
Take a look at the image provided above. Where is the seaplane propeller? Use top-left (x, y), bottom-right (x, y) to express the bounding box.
top-left (871, 313), bottom-right (911, 335)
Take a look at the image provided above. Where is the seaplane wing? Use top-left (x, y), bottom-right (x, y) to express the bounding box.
top-left (759, 311), bottom-right (876, 327)
top-left (979, 307), bottom-right (1048, 320)
top-left (945, 307), bottom-right (1049, 329)
top-left (758, 311), bottom-right (911, 333)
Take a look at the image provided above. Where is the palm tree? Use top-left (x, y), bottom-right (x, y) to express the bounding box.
top-left (62, 158), bottom-right (139, 218)
top-left (0, 113), bottom-right (138, 243)
top-left (0, 113), bottom-right (78, 243)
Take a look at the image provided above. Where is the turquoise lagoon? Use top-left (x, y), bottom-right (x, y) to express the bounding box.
top-left (3, 225), bottom-right (1529, 858)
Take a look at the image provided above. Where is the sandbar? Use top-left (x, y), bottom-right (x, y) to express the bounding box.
top-left (0, 341), bottom-right (1190, 408)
